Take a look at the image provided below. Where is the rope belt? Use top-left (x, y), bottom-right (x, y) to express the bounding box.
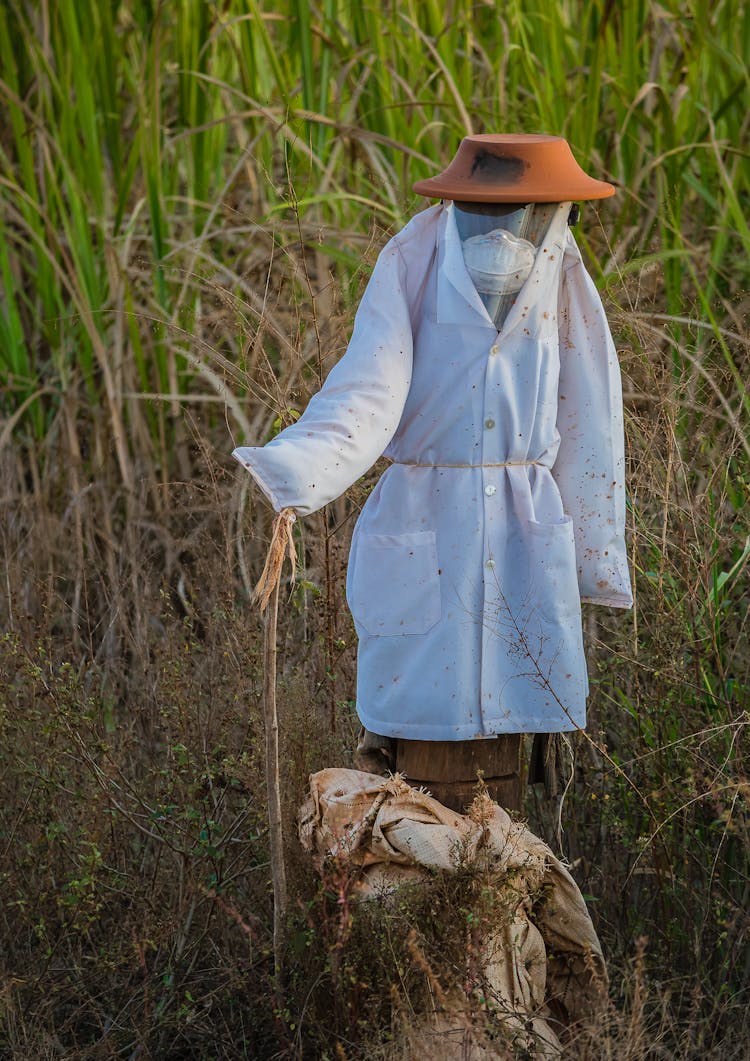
top-left (392, 460), bottom-right (544, 468)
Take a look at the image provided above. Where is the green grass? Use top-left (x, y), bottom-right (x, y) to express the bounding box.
top-left (1, 0), bottom-right (748, 451)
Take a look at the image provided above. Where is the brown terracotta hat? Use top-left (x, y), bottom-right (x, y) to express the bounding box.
top-left (413, 133), bottom-right (615, 202)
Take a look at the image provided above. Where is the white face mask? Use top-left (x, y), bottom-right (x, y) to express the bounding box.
top-left (461, 227), bottom-right (536, 297)
top-left (453, 201), bottom-right (564, 328)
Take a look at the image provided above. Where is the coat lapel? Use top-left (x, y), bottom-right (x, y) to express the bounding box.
top-left (435, 203), bottom-right (494, 327)
top-left (498, 201), bottom-right (569, 340)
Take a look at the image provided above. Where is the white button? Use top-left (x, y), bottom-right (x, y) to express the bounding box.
top-left (485, 559), bottom-right (496, 569)
top-left (484, 485), bottom-right (496, 496)
top-left (490, 343), bottom-right (499, 355)
top-left (484, 418), bottom-right (495, 429)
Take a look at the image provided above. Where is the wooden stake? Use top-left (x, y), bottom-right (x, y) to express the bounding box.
top-left (263, 577), bottom-right (287, 983)
top-left (256, 508), bottom-right (296, 985)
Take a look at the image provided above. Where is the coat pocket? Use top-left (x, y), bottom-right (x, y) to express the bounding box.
top-left (524, 516), bottom-right (582, 624)
top-left (347, 530), bottom-right (442, 636)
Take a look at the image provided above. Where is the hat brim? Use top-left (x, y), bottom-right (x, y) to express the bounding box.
top-left (412, 175), bottom-right (616, 202)
top-left (412, 134), bottom-right (616, 202)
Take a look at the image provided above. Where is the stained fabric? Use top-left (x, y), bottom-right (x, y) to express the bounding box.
top-left (299, 768), bottom-right (609, 1057)
top-left (233, 201), bottom-right (632, 738)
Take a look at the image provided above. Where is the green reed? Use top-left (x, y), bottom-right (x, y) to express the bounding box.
top-left (0, 1), bottom-right (747, 456)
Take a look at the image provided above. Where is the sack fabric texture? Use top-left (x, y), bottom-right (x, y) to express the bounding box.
top-left (300, 768), bottom-right (609, 1057)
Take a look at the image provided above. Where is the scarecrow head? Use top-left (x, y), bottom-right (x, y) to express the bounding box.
top-left (413, 134), bottom-right (614, 326)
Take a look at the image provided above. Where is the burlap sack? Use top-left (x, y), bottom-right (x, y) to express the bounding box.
top-left (300, 769), bottom-right (608, 1057)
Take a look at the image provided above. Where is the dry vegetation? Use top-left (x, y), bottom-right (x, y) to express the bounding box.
top-left (0, 1), bottom-right (748, 1057)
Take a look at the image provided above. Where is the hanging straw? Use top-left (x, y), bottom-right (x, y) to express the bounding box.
top-left (255, 507), bottom-right (297, 985)
top-left (254, 507), bottom-right (297, 611)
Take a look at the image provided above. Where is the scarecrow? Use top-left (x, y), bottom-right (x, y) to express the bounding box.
top-left (234, 134), bottom-right (632, 812)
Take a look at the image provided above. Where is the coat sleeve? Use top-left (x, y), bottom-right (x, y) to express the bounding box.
top-left (232, 236), bottom-right (413, 516)
top-left (553, 235), bottom-right (633, 608)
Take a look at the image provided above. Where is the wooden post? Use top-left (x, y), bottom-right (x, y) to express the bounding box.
top-left (263, 578), bottom-right (287, 983)
top-left (255, 508), bottom-right (297, 987)
top-left (395, 736), bottom-right (523, 814)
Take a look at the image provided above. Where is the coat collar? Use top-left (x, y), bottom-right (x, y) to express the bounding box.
top-left (435, 201), bottom-right (571, 335)
top-left (436, 202), bottom-right (492, 326)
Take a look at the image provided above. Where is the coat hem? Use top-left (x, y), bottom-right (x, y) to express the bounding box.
top-left (580, 593), bottom-right (633, 608)
top-left (356, 706), bottom-right (580, 740)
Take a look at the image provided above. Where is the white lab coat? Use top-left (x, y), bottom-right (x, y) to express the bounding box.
top-left (233, 201), bottom-right (632, 739)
